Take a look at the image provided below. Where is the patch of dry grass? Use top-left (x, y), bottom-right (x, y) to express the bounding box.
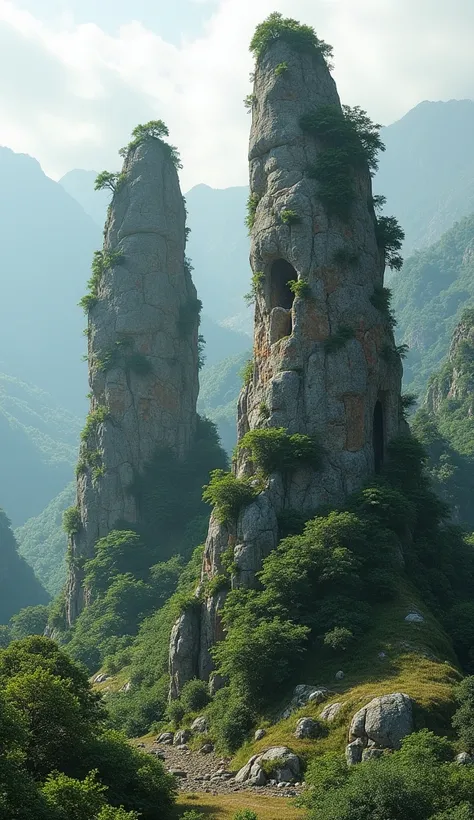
top-left (176, 791), bottom-right (304, 819)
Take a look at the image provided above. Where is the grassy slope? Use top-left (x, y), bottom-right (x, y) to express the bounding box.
top-left (232, 582), bottom-right (460, 770)
top-left (177, 792), bottom-right (304, 818)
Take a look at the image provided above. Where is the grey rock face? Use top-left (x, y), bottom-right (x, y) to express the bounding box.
top-left (280, 684), bottom-right (330, 719)
top-left (170, 32), bottom-right (403, 691)
top-left (294, 717), bottom-right (322, 739)
top-left (255, 729), bottom-right (266, 741)
top-left (168, 609), bottom-right (200, 701)
top-left (320, 702), bottom-right (343, 722)
top-left (346, 738), bottom-right (364, 766)
top-left (405, 612), bottom-right (424, 623)
top-left (174, 729), bottom-right (192, 746)
top-left (235, 746), bottom-right (300, 785)
top-left (349, 693), bottom-right (413, 750)
top-left (66, 137), bottom-right (199, 625)
top-left (191, 716), bottom-right (209, 734)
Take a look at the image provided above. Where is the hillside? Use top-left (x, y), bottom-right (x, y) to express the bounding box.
top-left (0, 147), bottom-right (99, 412)
top-left (197, 349), bottom-right (249, 452)
top-left (15, 482), bottom-right (75, 597)
top-left (0, 508), bottom-right (49, 623)
top-left (375, 99), bottom-right (474, 255)
top-left (0, 373), bottom-right (79, 525)
top-left (392, 213), bottom-right (474, 397)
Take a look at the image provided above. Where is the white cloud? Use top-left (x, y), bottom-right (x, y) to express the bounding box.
top-left (0, 0), bottom-right (473, 189)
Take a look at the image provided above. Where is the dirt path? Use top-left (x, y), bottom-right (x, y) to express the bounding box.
top-left (138, 738), bottom-right (305, 800)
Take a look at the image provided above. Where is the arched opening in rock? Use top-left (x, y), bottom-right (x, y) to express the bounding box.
top-left (269, 260), bottom-right (295, 342)
top-left (373, 400), bottom-right (384, 474)
top-left (270, 259), bottom-right (296, 311)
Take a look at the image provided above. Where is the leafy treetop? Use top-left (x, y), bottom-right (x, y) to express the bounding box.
top-left (250, 12), bottom-right (333, 67)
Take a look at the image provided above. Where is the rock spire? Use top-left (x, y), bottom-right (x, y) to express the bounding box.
top-left (169, 18), bottom-right (404, 697)
top-left (66, 134), bottom-right (199, 625)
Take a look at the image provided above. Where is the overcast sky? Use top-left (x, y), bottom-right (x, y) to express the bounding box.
top-left (1, 0), bottom-right (473, 190)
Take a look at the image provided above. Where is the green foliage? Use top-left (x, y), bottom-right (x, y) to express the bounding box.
top-left (245, 193), bottom-right (260, 232)
top-left (63, 506), bottom-right (81, 536)
top-left (81, 405), bottom-right (110, 443)
top-left (303, 731), bottom-right (473, 820)
top-left (381, 343), bottom-right (409, 363)
top-left (400, 392), bottom-right (418, 420)
top-left (243, 94), bottom-right (255, 110)
top-left (453, 677), bottom-right (474, 752)
top-left (181, 812), bottom-right (206, 820)
top-left (234, 811), bottom-right (258, 820)
top-left (0, 509), bottom-right (49, 624)
top-left (302, 104), bottom-right (384, 219)
top-left (95, 340), bottom-right (152, 378)
top-left (94, 171), bottom-right (126, 194)
top-left (9, 605), bottom-right (49, 640)
top-left (280, 208), bottom-right (301, 225)
top-left (332, 248), bottom-right (359, 265)
top-left (324, 324), bottom-right (355, 353)
top-left (202, 469), bottom-right (258, 523)
top-left (119, 120), bottom-right (182, 170)
top-left (206, 687), bottom-right (256, 753)
top-left (238, 427), bottom-right (323, 476)
top-left (179, 678), bottom-right (210, 713)
top-left (275, 61), bottom-right (288, 75)
top-left (288, 278), bottom-right (310, 297)
top-left (240, 359), bottom-right (254, 386)
top-left (198, 334), bottom-right (206, 370)
top-left (244, 271), bottom-right (265, 306)
top-left (0, 637), bottom-right (176, 818)
top-left (376, 215), bottom-right (405, 270)
top-left (249, 12), bottom-right (333, 67)
top-left (323, 626), bottom-right (354, 650)
top-left (79, 249), bottom-right (124, 313)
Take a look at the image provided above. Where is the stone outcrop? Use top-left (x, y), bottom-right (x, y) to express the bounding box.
top-left (294, 717), bottom-right (322, 739)
top-left (235, 746), bottom-right (300, 786)
top-left (170, 29), bottom-right (403, 693)
top-left (349, 693), bottom-right (413, 750)
top-left (66, 137), bottom-right (199, 625)
top-left (426, 311), bottom-right (474, 415)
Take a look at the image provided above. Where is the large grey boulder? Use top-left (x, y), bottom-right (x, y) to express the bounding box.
top-left (295, 717), bottom-right (322, 739)
top-left (235, 746), bottom-right (300, 785)
top-left (349, 693), bottom-right (413, 749)
top-left (191, 716), bottom-right (209, 734)
top-left (346, 739), bottom-right (364, 766)
top-left (320, 702), bottom-right (343, 723)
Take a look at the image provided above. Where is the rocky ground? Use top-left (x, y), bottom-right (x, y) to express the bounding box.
top-left (137, 737), bottom-right (305, 799)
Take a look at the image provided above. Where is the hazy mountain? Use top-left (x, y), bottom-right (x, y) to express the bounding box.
top-left (198, 348), bottom-right (249, 453)
top-left (392, 212), bottom-right (474, 396)
top-left (0, 147), bottom-right (99, 412)
top-left (0, 373), bottom-right (79, 525)
top-left (59, 168), bottom-right (110, 227)
top-left (0, 507), bottom-right (49, 623)
top-left (375, 99), bottom-right (474, 255)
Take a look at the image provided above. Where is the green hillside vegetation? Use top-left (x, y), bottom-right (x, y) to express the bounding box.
top-left (0, 508), bottom-right (49, 623)
top-left (198, 350), bottom-right (250, 453)
top-left (15, 483), bottom-right (74, 596)
top-left (0, 636), bottom-right (176, 819)
top-left (0, 373), bottom-right (79, 525)
top-left (392, 213), bottom-right (474, 397)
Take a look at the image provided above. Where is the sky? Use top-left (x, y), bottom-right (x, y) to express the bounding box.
top-left (1, 0), bottom-right (474, 190)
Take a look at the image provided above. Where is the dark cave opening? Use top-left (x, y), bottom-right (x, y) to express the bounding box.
top-left (270, 259), bottom-right (296, 312)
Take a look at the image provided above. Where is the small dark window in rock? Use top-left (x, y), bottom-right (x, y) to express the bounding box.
top-left (373, 400), bottom-right (384, 474)
top-left (270, 259), bottom-right (296, 312)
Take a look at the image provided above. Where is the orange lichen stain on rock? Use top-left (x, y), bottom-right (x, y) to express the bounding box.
top-left (344, 393), bottom-right (365, 452)
top-left (301, 300), bottom-right (330, 341)
top-left (360, 326), bottom-right (382, 369)
top-left (323, 266), bottom-right (342, 295)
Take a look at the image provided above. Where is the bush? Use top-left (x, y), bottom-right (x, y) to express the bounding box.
top-left (207, 688), bottom-right (256, 753)
top-left (245, 193), bottom-right (260, 232)
top-left (280, 208), bottom-right (301, 225)
top-left (63, 506), bottom-right (81, 536)
top-left (323, 626), bottom-right (354, 650)
top-left (238, 427), bottom-right (323, 475)
top-left (234, 812), bottom-right (258, 820)
top-left (275, 61), bottom-right (288, 76)
top-left (250, 12), bottom-right (333, 66)
top-left (202, 470), bottom-right (259, 524)
top-left (119, 120), bottom-right (182, 170)
top-left (180, 679), bottom-right (210, 713)
top-left (244, 271), bottom-right (265, 306)
top-left (9, 605), bottom-right (49, 640)
top-left (94, 171), bottom-right (126, 194)
top-left (240, 359), bottom-right (254, 386)
top-left (453, 677), bottom-right (474, 752)
top-left (324, 324), bottom-right (355, 353)
top-left (178, 298), bottom-right (202, 336)
top-left (79, 249), bottom-right (123, 313)
top-left (166, 698), bottom-right (185, 727)
top-left (288, 278), bottom-right (310, 297)
top-left (376, 215), bottom-right (405, 271)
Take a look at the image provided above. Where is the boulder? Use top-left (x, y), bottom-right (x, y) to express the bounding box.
top-left (362, 748), bottom-right (384, 762)
top-left (346, 739), bottom-right (363, 766)
top-left (335, 671), bottom-right (345, 681)
top-left (173, 729), bottom-right (192, 746)
top-left (200, 742), bottom-right (214, 754)
top-left (255, 729), bottom-right (266, 741)
top-left (280, 684), bottom-right (330, 718)
top-left (235, 746), bottom-right (300, 785)
top-left (294, 717), bottom-right (322, 739)
top-left (156, 732), bottom-right (174, 744)
top-left (405, 612), bottom-right (424, 623)
top-left (320, 702), bottom-right (343, 723)
top-left (191, 716), bottom-right (209, 734)
top-left (456, 752), bottom-right (474, 765)
top-left (349, 693), bottom-right (413, 750)
top-left (94, 673), bottom-right (109, 684)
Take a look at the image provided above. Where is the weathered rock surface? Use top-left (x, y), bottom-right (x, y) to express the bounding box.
top-left (67, 136), bottom-right (199, 625)
top-left (255, 729), bottom-right (266, 741)
top-left (169, 609), bottom-right (201, 701)
top-left (235, 746), bottom-right (300, 785)
top-left (320, 702), bottom-right (343, 722)
top-left (346, 738), bottom-right (364, 766)
top-left (191, 716), bottom-right (209, 734)
top-left (405, 612), bottom-right (424, 623)
top-left (170, 27), bottom-right (403, 692)
top-left (349, 693), bottom-right (413, 750)
top-left (174, 729), bottom-right (192, 746)
top-left (294, 717), bottom-right (322, 739)
top-left (281, 684), bottom-right (330, 719)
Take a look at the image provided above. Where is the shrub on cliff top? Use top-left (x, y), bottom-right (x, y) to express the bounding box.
top-left (250, 12), bottom-right (333, 67)
top-left (119, 120), bottom-right (182, 169)
top-left (202, 470), bottom-right (259, 524)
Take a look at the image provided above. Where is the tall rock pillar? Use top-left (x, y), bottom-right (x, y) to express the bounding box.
top-left (169, 22), bottom-right (403, 695)
top-left (66, 136), bottom-right (199, 625)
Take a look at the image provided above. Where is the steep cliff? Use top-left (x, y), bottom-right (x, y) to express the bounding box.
top-left (169, 15), bottom-right (404, 697)
top-left (66, 130), bottom-right (199, 626)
